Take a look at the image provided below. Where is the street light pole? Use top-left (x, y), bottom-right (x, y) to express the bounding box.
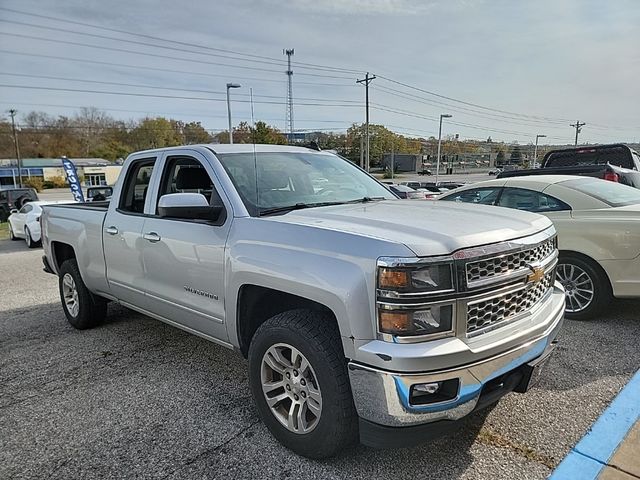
top-left (226, 83), bottom-right (241, 144)
top-left (435, 114), bottom-right (452, 185)
top-left (8, 109), bottom-right (22, 188)
top-left (533, 134), bottom-right (546, 168)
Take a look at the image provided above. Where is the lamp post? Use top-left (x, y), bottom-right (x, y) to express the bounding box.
top-left (533, 134), bottom-right (546, 168)
top-left (435, 114), bottom-right (452, 184)
top-left (226, 83), bottom-right (241, 144)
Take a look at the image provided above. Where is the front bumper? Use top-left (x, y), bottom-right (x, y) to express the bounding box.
top-left (348, 285), bottom-right (564, 435)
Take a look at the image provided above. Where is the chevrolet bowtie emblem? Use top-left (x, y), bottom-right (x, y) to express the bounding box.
top-left (527, 266), bottom-right (545, 284)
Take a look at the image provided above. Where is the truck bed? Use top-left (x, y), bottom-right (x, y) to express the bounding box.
top-left (498, 163), bottom-right (640, 188)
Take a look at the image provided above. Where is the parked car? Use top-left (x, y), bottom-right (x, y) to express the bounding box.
top-left (86, 186), bottom-right (113, 202)
top-left (440, 175), bottom-right (640, 319)
top-left (388, 183), bottom-right (427, 199)
top-left (489, 168), bottom-right (503, 175)
top-left (41, 144), bottom-right (564, 458)
top-left (8, 201), bottom-right (60, 248)
top-left (498, 144), bottom-right (640, 188)
top-left (0, 187), bottom-right (39, 222)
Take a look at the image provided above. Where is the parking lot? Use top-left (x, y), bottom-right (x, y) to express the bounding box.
top-left (1, 236), bottom-right (638, 479)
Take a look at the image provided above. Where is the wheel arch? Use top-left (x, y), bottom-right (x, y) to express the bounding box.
top-left (51, 241), bottom-right (77, 272)
top-left (236, 284), bottom-right (340, 358)
top-left (558, 249), bottom-right (613, 292)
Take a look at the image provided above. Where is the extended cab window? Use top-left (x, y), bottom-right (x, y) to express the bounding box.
top-left (497, 188), bottom-right (569, 213)
top-left (156, 156), bottom-right (224, 214)
top-left (119, 159), bottom-right (155, 214)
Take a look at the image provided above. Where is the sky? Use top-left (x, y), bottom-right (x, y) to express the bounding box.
top-left (0, 0), bottom-right (639, 145)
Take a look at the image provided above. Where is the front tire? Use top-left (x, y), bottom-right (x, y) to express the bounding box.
top-left (9, 222), bottom-right (19, 241)
top-left (58, 259), bottom-right (107, 329)
top-left (557, 254), bottom-right (612, 320)
top-left (248, 309), bottom-right (358, 459)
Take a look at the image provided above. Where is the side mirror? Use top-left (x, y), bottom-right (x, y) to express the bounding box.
top-left (158, 193), bottom-right (223, 221)
top-left (10, 209), bottom-right (18, 214)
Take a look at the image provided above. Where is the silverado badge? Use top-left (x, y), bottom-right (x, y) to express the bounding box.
top-left (527, 266), bottom-right (545, 284)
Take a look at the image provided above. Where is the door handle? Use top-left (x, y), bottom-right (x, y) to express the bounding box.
top-left (105, 226), bottom-right (118, 235)
top-left (143, 232), bottom-right (161, 243)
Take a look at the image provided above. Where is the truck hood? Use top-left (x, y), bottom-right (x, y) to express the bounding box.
top-left (265, 200), bottom-right (552, 257)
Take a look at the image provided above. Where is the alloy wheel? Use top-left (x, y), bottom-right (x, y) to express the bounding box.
top-left (261, 343), bottom-right (322, 434)
top-left (557, 263), bottom-right (594, 313)
top-left (62, 273), bottom-right (80, 317)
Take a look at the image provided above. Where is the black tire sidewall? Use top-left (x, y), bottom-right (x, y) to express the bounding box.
top-left (248, 314), bottom-right (356, 458)
top-left (25, 227), bottom-right (32, 248)
top-left (559, 255), bottom-right (611, 320)
top-left (58, 259), bottom-right (105, 329)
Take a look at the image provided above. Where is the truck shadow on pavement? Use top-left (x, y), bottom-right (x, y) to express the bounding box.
top-left (1, 299), bottom-right (638, 479)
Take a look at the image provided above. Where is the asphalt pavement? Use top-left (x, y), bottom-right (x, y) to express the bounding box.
top-left (1, 238), bottom-right (639, 479)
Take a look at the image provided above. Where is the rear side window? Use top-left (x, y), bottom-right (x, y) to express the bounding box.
top-left (442, 187), bottom-right (502, 205)
top-left (497, 188), bottom-right (570, 213)
top-left (119, 159), bottom-right (155, 214)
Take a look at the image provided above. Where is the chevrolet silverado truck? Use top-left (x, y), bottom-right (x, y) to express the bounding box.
top-left (41, 145), bottom-right (565, 458)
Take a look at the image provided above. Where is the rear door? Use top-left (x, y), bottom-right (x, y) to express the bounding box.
top-left (140, 151), bottom-right (231, 340)
top-left (103, 156), bottom-right (158, 306)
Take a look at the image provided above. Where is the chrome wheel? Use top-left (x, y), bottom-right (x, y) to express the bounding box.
top-left (62, 273), bottom-right (80, 318)
top-left (261, 343), bottom-right (322, 434)
top-left (557, 263), bottom-right (594, 313)
top-left (25, 228), bottom-right (31, 247)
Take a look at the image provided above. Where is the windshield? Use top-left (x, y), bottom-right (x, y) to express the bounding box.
top-left (561, 178), bottom-right (640, 207)
top-left (215, 151), bottom-right (396, 215)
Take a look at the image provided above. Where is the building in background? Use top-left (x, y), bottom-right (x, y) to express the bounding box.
top-left (0, 158), bottom-right (123, 188)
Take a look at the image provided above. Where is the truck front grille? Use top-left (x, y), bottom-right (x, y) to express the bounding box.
top-left (466, 270), bottom-right (555, 336)
top-left (466, 238), bottom-right (555, 286)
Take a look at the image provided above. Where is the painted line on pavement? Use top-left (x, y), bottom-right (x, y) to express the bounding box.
top-left (550, 369), bottom-right (640, 479)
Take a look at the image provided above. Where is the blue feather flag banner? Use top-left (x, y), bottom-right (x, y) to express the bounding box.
top-left (61, 157), bottom-right (85, 202)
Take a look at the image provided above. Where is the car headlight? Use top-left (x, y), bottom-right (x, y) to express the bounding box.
top-left (379, 304), bottom-right (454, 336)
top-left (378, 263), bottom-right (454, 294)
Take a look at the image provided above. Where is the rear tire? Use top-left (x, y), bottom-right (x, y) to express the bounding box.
top-left (25, 227), bottom-right (40, 248)
top-left (248, 309), bottom-right (358, 459)
top-left (557, 254), bottom-right (612, 320)
top-left (58, 259), bottom-right (107, 329)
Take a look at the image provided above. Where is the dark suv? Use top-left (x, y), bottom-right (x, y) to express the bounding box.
top-left (0, 188), bottom-right (39, 222)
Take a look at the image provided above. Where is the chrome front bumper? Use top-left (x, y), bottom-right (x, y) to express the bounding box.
top-left (348, 286), bottom-right (565, 427)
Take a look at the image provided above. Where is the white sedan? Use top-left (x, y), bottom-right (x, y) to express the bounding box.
top-left (440, 175), bottom-right (640, 320)
top-left (8, 201), bottom-right (59, 248)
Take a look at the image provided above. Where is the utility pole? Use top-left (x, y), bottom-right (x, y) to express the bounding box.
top-left (570, 120), bottom-right (586, 146)
top-left (390, 141), bottom-right (395, 180)
top-left (356, 72), bottom-right (376, 171)
top-left (9, 109), bottom-right (22, 188)
top-left (359, 136), bottom-right (364, 169)
top-left (284, 48), bottom-right (295, 142)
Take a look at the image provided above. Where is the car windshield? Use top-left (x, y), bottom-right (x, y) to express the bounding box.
top-left (561, 178), bottom-right (640, 207)
top-left (214, 151), bottom-right (396, 215)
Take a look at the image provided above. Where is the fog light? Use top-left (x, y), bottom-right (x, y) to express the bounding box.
top-left (414, 382), bottom-right (441, 394)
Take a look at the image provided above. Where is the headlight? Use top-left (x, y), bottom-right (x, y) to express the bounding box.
top-left (378, 263), bottom-right (453, 294)
top-left (378, 304), bottom-right (454, 336)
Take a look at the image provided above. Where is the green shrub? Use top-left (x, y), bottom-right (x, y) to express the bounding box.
top-left (23, 177), bottom-right (44, 192)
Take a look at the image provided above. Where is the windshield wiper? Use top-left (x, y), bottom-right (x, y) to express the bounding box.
top-left (258, 197), bottom-right (386, 216)
top-left (342, 196), bottom-right (386, 204)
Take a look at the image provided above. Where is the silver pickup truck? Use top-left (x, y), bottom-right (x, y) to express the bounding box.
top-left (41, 145), bottom-right (565, 458)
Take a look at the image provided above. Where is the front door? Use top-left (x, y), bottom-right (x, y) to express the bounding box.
top-left (141, 153), bottom-right (230, 341)
top-left (103, 157), bottom-right (157, 305)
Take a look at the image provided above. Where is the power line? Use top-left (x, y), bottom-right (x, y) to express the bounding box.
top-left (0, 84), bottom-right (364, 108)
top-left (0, 73), bottom-right (362, 104)
top-left (0, 18), bottom-right (361, 76)
top-left (375, 74), bottom-right (574, 123)
top-left (0, 50), bottom-right (357, 88)
top-left (0, 31), bottom-right (355, 80)
top-left (570, 120), bottom-right (586, 146)
top-left (0, 6), bottom-right (364, 75)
